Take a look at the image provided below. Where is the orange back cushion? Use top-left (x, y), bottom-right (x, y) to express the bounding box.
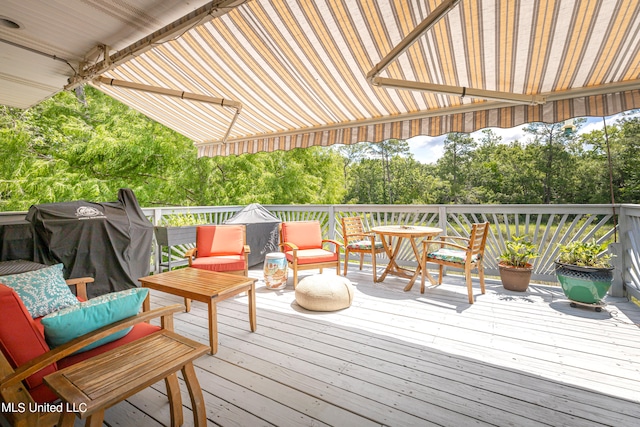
top-left (0, 284), bottom-right (57, 393)
top-left (281, 221), bottom-right (322, 250)
top-left (196, 225), bottom-right (244, 257)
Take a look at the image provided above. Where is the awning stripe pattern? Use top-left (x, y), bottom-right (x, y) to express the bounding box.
top-left (91, 0), bottom-right (640, 157)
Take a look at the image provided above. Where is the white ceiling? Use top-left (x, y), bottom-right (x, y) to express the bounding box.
top-left (0, 0), bottom-right (215, 108)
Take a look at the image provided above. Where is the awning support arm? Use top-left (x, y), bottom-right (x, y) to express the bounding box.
top-left (94, 77), bottom-right (242, 143)
top-left (65, 0), bottom-right (246, 90)
top-left (366, 0), bottom-right (546, 106)
top-left (373, 77), bottom-right (546, 105)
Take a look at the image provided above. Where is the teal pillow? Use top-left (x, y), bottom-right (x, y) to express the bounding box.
top-left (0, 264), bottom-right (79, 318)
top-left (41, 287), bottom-right (149, 353)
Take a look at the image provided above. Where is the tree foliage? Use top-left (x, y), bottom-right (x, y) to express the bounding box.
top-left (0, 87), bottom-right (345, 210)
top-left (1, 87), bottom-right (638, 210)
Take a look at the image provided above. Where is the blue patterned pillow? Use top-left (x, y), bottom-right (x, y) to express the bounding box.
top-left (41, 287), bottom-right (149, 353)
top-left (0, 264), bottom-right (79, 318)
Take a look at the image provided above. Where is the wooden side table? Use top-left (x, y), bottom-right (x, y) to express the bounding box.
top-left (44, 330), bottom-right (209, 427)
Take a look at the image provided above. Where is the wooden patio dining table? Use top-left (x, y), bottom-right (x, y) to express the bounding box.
top-left (372, 225), bottom-right (442, 291)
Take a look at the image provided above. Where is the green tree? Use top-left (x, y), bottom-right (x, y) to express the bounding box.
top-left (366, 139), bottom-right (410, 204)
top-left (522, 122), bottom-right (579, 203)
top-left (436, 133), bottom-right (476, 203)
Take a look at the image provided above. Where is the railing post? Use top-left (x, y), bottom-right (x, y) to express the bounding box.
top-left (152, 208), bottom-right (162, 273)
top-left (437, 205), bottom-right (448, 278)
top-left (438, 205), bottom-right (447, 232)
top-left (617, 205), bottom-right (632, 298)
top-left (609, 242), bottom-right (624, 297)
top-left (327, 205), bottom-right (336, 241)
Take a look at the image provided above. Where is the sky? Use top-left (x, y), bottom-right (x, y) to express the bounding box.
top-left (406, 111), bottom-right (639, 164)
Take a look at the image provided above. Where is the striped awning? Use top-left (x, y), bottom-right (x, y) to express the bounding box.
top-left (88, 0), bottom-right (640, 156)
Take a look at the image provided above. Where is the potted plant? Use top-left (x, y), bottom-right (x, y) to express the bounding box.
top-left (555, 239), bottom-right (614, 310)
top-left (498, 236), bottom-right (539, 291)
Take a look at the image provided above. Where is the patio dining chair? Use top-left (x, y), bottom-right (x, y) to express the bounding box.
top-left (340, 216), bottom-right (385, 281)
top-left (421, 222), bottom-right (490, 304)
top-left (279, 221), bottom-right (342, 288)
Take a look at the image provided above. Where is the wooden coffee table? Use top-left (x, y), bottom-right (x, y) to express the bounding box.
top-left (139, 268), bottom-right (257, 355)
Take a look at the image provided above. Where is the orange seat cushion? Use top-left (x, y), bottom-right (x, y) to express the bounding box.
top-left (281, 222), bottom-right (322, 249)
top-left (191, 255), bottom-right (246, 272)
top-left (285, 249), bottom-right (338, 265)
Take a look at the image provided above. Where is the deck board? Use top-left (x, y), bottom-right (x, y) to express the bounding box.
top-left (38, 265), bottom-right (640, 426)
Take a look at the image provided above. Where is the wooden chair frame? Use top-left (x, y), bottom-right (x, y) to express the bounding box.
top-left (279, 222), bottom-right (342, 288)
top-left (341, 216), bottom-right (385, 281)
top-left (421, 222), bottom-right (490, 304)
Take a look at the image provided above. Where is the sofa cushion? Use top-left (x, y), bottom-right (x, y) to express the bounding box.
top-left (0, 263), bottom-right (78, 318)
top-left (58, 322), bottom-right (161, 369)
top-left (0, 284), bottom-right (56, 393)
top-left (41, 288), bottom-right (148, 353)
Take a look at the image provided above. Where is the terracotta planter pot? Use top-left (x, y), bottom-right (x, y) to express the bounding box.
top-left (499, 262), bottom-right (533, 292)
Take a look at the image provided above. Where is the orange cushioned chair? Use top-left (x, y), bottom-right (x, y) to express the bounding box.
top-left (279, 221), bottom-right (342, 288)
top-left (185, 225), bottom-right (250, 275)
top-left (183, 224), bottom-right (250, 310)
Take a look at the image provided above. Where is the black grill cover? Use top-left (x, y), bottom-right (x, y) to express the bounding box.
top-left (224, 204), bottom-right (281, 267)
top-left (26, 189), bottom-right (153, 297)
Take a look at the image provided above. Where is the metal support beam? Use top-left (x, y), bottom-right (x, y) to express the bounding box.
top-left (366, 0), bottom-right (460, 83)
top-left (371, 77), bottom-right (547, 105)
top-left (366, 0), bottom-right (547, 106)
top-left (65, 0), bottom-right (246, 90)
top-left (94, 77), bottom-right (242, 143)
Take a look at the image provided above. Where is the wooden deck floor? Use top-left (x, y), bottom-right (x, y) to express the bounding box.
top-left (61, 265), bottom-right (640, 426)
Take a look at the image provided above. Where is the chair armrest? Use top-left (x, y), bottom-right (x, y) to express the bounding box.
top-left (438, 236), bottom-right (470, 243)
top-left (184, 247), bottom-right (197, 266)
top-left (65, 277), bottom-right (94, 301)
top-left (244, 245), bottom-right (251, 254)
top-left (423, 240), bottom-right (468, 252)
top-left (1, 304), bottom-right (184, 389)
top-left (323, 239), bottom-right (343, 251)
top-left (280, 242), bottom-right (299, 252)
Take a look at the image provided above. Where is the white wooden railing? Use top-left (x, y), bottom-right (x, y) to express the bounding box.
top-left (619, 204), bottom-right (640, 302)
top-left (2, 204), bottom-right (637, 300)
top-left (142, 203), bottom-right (640, 299)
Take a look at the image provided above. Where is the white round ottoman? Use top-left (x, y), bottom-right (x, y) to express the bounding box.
top-left (295, 275), bottom-right (354, 311)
